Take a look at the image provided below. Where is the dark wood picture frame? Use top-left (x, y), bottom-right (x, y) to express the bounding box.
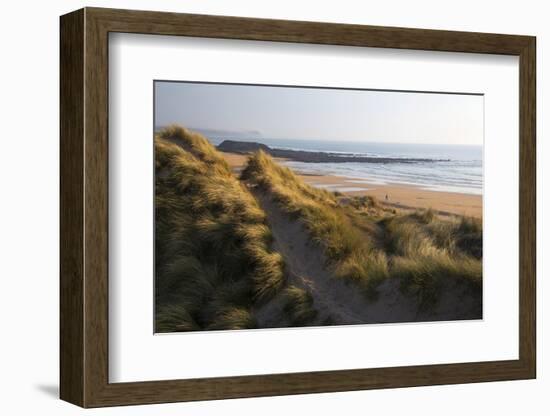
top-left (60, 7), bottom-right (536, 408)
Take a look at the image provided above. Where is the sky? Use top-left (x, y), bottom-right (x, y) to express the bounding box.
top-left (154, 81), bottom-right (484, 146)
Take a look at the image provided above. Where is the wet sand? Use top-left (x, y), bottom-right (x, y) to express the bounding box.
top-left (221, 152), bottom-right (482, 219)
top-left (301, 175), bottom-right (482, 218)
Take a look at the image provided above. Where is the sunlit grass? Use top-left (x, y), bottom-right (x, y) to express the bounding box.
top-left (381, 211), bottom-right (482, 308)
top-left (282, 286), bottom-right (318, 326)
top-left (155, 125), bottom-right (285, 332)
top-left (242, 151), bottom-right (482, 308)
top-left (242, 151), bottom-right (388, 297)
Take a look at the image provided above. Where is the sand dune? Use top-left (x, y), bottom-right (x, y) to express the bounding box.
top-left (155, 127), bottom-right (482, 333)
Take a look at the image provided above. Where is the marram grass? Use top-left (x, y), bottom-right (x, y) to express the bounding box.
top-left (155, 125), bottom-right (483, 331)
top-left (242, 151), bottom-right (481, 307)
top-left (155, 125), bottom-right (285, 332)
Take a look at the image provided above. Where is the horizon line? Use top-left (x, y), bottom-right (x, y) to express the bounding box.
top-left (154, 124), bottom-right (483, 147)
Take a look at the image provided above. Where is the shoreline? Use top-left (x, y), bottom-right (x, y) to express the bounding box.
top-left (217, 139), bottom-right (449, 164)
top-left (221, 151), bottom-right (482, 219)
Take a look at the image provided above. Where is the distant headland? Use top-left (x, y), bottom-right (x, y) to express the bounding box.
top-left (217, 140), bottom-right (448, 164)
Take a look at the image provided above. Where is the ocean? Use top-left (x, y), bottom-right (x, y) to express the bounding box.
top-left (208, 136), bottom-right (483, 195)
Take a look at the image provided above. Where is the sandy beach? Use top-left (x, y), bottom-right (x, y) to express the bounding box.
top-left (221, 151), bottom-right (482, 219)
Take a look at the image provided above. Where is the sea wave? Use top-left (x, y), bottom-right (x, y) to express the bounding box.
top-left (285, 160), bottom-right (482, 195)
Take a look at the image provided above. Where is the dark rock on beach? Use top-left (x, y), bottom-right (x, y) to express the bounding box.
top-left (217, 140), bottom-right (448, 164)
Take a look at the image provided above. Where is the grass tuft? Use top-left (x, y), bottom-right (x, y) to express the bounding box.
top-left (382, 212), bottom-right (482, 309)
top-left (206, 307), bottom-right (258, 330)
top-left (282, 286), bottom-right (318, 326)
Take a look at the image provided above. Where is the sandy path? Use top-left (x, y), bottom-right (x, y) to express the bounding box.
top-left (251, 190), bottom-right (426, 326)
top-left (252, 191), bottom-right (372, 326)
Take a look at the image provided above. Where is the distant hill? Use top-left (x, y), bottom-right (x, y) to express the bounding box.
top-left (154, 125), bottom-right (262, 139)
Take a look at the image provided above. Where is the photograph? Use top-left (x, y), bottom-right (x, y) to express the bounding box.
top-left (52, 5), bottom-right (537, 409)
top-left (154, 81), bottom-right (483, 333)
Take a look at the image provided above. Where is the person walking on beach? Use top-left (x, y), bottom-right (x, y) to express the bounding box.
top-left (385, 194), bottom-right (389, 201)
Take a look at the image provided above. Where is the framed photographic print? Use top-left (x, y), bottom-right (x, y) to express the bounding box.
top-left (60, 7), bottom-right (536, 408)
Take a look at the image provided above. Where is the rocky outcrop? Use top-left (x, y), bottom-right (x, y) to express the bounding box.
top-left (217, 140), bottom-right (447, 164)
